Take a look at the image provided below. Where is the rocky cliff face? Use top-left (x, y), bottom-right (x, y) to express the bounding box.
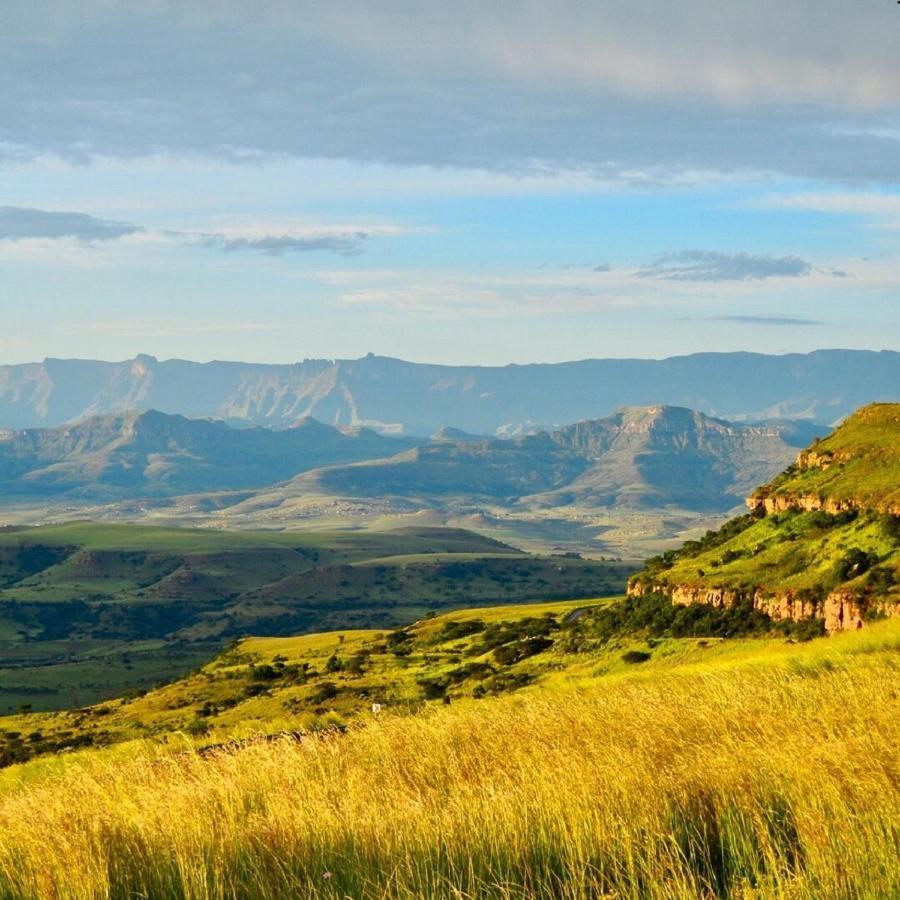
top-left (626, 579), bottom-right (900, 633)
top-left (627, 403), bottom-right (900, 634)
top-left (745, 493), bottom-right (900, 517)
top-left (746, 442), bottom-right (900, 516)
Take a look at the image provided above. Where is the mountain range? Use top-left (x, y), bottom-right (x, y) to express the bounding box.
top-left (1, 349), bottom-right (898, 435)
top-left (0, 406), bottom-right (824, 518)
top-left (252, 405), bottom-right (824, 513)
top-left (0, 410), bottom-right (411, 498)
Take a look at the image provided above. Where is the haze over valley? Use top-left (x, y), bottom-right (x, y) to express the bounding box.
top-left (0, 355), bottom-right (853, 556)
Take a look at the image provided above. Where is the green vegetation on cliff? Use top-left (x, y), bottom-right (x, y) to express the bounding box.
top-left (631, 404), bottom-right (900, 627)
top-left (753, 402), bottom-right (900, 511)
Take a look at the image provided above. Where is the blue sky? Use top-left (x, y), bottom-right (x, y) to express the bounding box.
top-left (1, 2), bottom-right (899, 365)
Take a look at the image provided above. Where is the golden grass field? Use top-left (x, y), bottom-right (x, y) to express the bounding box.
top-left (0, 619), bottom-right (896, 899)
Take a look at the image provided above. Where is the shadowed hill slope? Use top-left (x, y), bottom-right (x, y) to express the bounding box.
top-left (0, 521), bottom-right (633, 711)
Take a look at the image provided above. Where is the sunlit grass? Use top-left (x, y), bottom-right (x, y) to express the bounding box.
top-left (0, 622), bottom-right (896, 898)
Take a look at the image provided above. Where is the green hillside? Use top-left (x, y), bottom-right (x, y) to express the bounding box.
top-left (0, 589), bottom-right (866, 768)
top-left (630, 403), bottom-right (900, 632)
top-left (0, 522), bottom-right (633, 712)
top-left (751, 402), bottom-right (900, 512)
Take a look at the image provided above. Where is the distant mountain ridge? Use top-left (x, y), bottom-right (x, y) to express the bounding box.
top-left (0, 409), bottom-right (413, 498)
top-left (0, 406), bottom-right (823, 515)
top-left (261, 405), bottom-right (826, 512)
top-left (1, 350), bottom-right (898, 435)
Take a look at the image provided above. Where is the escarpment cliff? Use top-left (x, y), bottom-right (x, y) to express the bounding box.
top-left (627, 577), bottom-right (899, 634)
top-left (628, 403), bottom-right (900, 633)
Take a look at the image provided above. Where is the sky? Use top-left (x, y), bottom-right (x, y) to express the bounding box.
top-left (1, 1), bottom-right (899, 366)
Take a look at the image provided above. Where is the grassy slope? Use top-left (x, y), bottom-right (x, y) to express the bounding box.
top-left (0, 589), bottom-right (858, 766)
top-left (756, 402), bottom-right (900, 509)
top-left (632, 403), bottom-right (900, 610)
top-left (0, 618), bottom-right (896, 898)
top-left (0, 597), bottom-right (614, 762)
top-left (0, 522), bottom-right (634, 712)
top-left (640, 509), bottom-right (899, 597)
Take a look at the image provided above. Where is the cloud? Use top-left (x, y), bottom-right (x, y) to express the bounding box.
top-left (69, 318), bottom-right (279, 338)
top-left (0, 210), bottom-right (399, 258)
top-left (1, 3), bottom-right (899, 182)
top-left (760, 192), bottom-right (900, 216)
top-left (0, 206), bottom-right (141, 241)
top-left (640, 250), bottom-right (811, 282)
top-left (699, 315), bottom-right (823, 327)
top-left (199, 232), bottom-right (367, 256)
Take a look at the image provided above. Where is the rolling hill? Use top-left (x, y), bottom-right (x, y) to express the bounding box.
top-left (2, 349), bottom-right (898, 434)
top-left (628, 403), bottom-right (900, 632)
top-left (0, 593), bottom-right (887, 768)
top-left (0, 521), bottom-right (633, 711)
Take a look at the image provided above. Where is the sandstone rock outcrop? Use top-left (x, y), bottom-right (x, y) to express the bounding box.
top-left (627, 578), bottom-right (900, 634)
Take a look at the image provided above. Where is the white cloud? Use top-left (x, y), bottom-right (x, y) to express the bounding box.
top-left (318, 252), bottom-right (892, 320)
top-left (760, 193), bottom-right (900, 216)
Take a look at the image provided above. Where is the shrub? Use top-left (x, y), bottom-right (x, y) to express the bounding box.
top-left (879, 514), bottom-right (900, 543)
top-left (492, 636), bottom-right (553, 666)
top-left (834, 549), bottom-right (874, 583)
top-left (436, 619), bottom-right (484, 642)
top-left (418, 677), bottom-right (449, 700)
top-left (867, 565), bottom-right (896, 593)
top-left (621, 650), bottom-right (651, 664)
top-left (311, 682), bottom-right (338, 704)
top-left (445, 662), bottom-right (494, 684)
top-left (582, 593), bottom-right (782, 641)
top-left (250, 664), bottom-right (279, 682)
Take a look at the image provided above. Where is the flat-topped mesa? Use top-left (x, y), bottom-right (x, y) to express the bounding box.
top-left (629, 402), bottom-right (900, 634)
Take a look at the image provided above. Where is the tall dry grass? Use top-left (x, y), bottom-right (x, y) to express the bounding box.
top-left (0, 642), bottom-right (896, 899)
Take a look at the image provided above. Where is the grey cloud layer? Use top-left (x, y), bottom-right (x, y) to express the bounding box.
top-left (2, 3), bottom-right (899, 182)
top-left (0, 206), bottom-right (141, 242)
top-left (201, 233), bottom-right (367, 256)
top-left (641, 251), bottom-right (811, 282)
top-left (0, 207), bottom-right (372, 256)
